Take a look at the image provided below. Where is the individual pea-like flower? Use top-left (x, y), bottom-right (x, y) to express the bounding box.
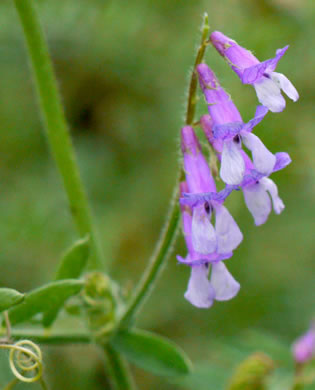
top-left (178, 190), bottom-right (240, 309)
top-left (239, 151), bottom-right (290, 225)
top-left (292, 324), bottom-right (315, 364)
top-left (177, 126), bottom-right (242, 308)
top-left (197, 63), bottom-right (279, 186)
top-left (200, 114), bottom-right (291, 225)
top-left (210, 31), bottom-right (299, 113)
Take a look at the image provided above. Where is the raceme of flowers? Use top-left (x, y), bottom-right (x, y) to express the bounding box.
top-left (177, 31), bottom-right (298, 309)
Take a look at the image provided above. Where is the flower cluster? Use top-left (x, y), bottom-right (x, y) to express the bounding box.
top-left (178, 31), bottom-right (298, 308)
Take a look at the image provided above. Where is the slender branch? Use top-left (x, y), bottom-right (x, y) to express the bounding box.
top-left (12, 0), bottom-right (104, 270)
top-left (186, 12), bottom-right (210, 125)
top-left (118, 14), bottom-right (210, 329)
top-left (119, 181), bottom-right (181, 328)
top-left (103, 345), bottom-right (137, 390)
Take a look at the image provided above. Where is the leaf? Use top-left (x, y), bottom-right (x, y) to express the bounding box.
top-left (110, 328), bottom-right (192, 377)
top-left (0, 288), bottom-right (24, 313)
top-left (55, 236), bottom-right (90, 280)
top-left (42, 305), bottom-right (62, 328)
top-left (41, 238), bottom-right (89, 327)
top-left (8, 280), bottom-right (84, 326)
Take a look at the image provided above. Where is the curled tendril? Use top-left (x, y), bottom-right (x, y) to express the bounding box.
top-left (0, 340), bottom-right (43, 383)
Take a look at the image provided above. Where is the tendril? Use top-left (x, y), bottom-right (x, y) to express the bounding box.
top-left (0, 340), bottom-right (43, 383)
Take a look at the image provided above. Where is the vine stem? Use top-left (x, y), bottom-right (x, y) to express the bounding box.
top-left (12, 0), bottom-right (134, 388)
top-left (12, 0), bottom-right (103, 270)
top-left (118, 13), bottom-right (210, 328)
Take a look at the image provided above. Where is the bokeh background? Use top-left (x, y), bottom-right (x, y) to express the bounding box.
top-left (0, 0), bottom-right (314, 388)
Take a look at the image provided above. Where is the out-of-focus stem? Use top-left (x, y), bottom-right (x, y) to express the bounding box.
top-left (13, 0), bottom-right (104, 270)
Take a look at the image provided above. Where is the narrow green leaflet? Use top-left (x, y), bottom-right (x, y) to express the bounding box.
top-left (41, 237), bottom-right (89, 327)
top-left (0, 288), bottom-right (24, 313)
top-left (8, 280), bottom-right (84, 326)
top-left (110, 328), bottom-right (192, 377)
top-left (55, 236), bottom-right (90, 280)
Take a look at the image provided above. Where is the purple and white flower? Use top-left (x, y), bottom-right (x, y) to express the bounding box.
top-left (292, 324), bottom-right (315, 364)
top-left (197, 64), bottom-right (278, 186)
top-left (210, 31), bottom-right (299, 113)
top-left (179, 198), bottom-right (240, 309)
top-left (200, 114), bottom-right (291, 225)
top-left (240, 151), bottom-right (290, 225)
top-left (177, 126), bottom-right (242, 308)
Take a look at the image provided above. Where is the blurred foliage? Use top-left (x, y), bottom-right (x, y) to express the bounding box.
top-left (0, 0), bottom-right (314, 388)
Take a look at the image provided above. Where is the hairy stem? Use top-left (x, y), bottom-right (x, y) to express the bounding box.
top-left (186, 12), bottom-right (209, 125)
top-left (13, 0), bottom-right (104, 270)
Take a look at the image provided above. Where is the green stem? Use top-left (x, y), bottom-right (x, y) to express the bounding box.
top-left (103, 345), bottom-right (137, 390)
top-left (12, 0), bottom-right (103, 270)
top-left (119, 182), bottom-right (180, 328)
top-left (186, 12), bottom-right (209, 125)
top-left (12, 1), bottom-right (135, 387)
top-left (0, 328), bottom-right (91, 344)
top-left (118, 14), bottom-right (209, 328)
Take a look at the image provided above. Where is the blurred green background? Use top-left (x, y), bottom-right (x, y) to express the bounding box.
top-left (0, 0), bottom-right (314, 388)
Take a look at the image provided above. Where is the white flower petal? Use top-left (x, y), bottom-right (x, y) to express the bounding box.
top-left (220, 140), bottom-right (245, 185)
top-left (260, 177), bottom-right (285, 214)
top-left (242, 132), bottom-right (276, 175)
top-left (210, 262), bottom-right (240, 301)
top-left (184, 265), bottom-right (215, 308)
top-left (243, 183), bottom-right (271, 226)
top-left (191, 206), bottom-right (217, 254)
top-left (271, 72), bottom-right (299, 102)
top-left (254, 77), bottom-right (286, 112)
top-left (215, 205), bottom-right (243, 254)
